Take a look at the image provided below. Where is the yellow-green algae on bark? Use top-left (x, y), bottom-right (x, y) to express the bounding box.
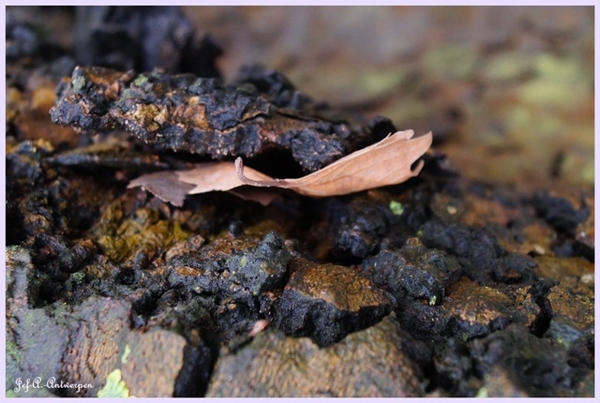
top-left (94, 203), bottom-right (191, 264)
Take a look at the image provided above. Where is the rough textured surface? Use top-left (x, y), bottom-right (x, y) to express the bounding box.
top-left (165, 231), bottom-right (291, 307)
top-left (362, 237), bottom-right (462, 305)
top-left (50, 65), bottom-right (389, 173)
top-left (469, 324), bottom-right (589, 397)
top-left (274, 255), bottom-right (392, 346)
top-left (5, 6), bottom-right (594, 398)
top-left (420, 218), bottom-right (538, 286)
top-left (58, 297), bottom-right (131, 397)
top-left (120, 329), bottom-right (186, 397)
top-left (440, 277), bottom-right (525, 340)
top-left (206, 314), bottom-right (425, 397)
top-left (6, 246), bottom-right (214, 398)
top-left (6, 247), bottom-right (69, 397)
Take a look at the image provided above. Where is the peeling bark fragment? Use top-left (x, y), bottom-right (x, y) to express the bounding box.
top-left (274, 255), bottom-right (391, 346)
top-left (50, 66), bottom-right (384, 172)
top-left (48, 142), bottom-right (170, 171)
top-left (52, 67), bottom-right (135, 131)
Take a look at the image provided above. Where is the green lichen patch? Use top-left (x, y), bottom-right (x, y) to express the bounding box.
top-left (389, 200), bottom-right (404, 216)
top-left (97, 369), bottom-right (133, 398)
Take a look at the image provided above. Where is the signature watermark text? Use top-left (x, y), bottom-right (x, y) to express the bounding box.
top-left (13, 377), bottom-right (94, 394)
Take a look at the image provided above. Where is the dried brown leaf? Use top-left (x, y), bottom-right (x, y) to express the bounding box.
top-left (128, 130), bottom-right (432, 205)
top-left (235, 130), bottom-right (432, 196)
top-left (176, 162), bottom-right (273, 194)
top-left (127, 170), bottom-right (194, 206)
top-left (127, 162), bottom-right (276, 206)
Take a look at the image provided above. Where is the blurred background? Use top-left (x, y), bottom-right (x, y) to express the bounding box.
top-left (7, 6), bottom-right (594, 190)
